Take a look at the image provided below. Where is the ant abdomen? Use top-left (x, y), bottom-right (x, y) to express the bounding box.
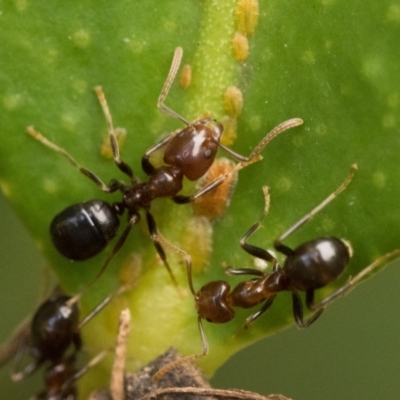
top-left (31, 294), bottom-right (80, 361)
top-left (163, 118), bottom-right (224, 181)
top-left (50, 200), bottom-right (120, 261)
top-left (195, 281), bottom-right (235, 323)
top-left (284, 237), bottom-right (351, 291)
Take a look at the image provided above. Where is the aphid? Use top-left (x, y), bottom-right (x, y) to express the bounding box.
top-left (235, 0), bottom-right (260, 37)
top-left (178, 64), bottom-right (192, 89)
top-left (3, 286), bottom-right (125, 400)
top-left (27, 47), bottom-right (303, 287)
top-left (193, 158), bottom-right (238, 221)
top-left (232, 32), bottom-right (249, 62)
top-left (100, 127), bottom-right (127, 159)
top-left (190, 164), bottom-right (400, 355)
top-left (223, 86), bottom-right (243, 118)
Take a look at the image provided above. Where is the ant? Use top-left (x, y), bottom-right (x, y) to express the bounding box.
top-left (2, 286), bottom-right (126, 400)
top-left (27, 46), bottom-right (303, 287)
top-left (185, 164), bottom-right (400, 356)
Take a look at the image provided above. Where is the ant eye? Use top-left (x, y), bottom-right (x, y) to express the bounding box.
top-left (204, 149), bottom-right (212, 158)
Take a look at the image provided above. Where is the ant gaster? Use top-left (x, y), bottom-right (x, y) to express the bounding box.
top-left (27, 47), bottom-right (303, 287)
top-left (6, 286), bottom-right (125, 400)
top-left (187, 164), bottom-right (400, 356)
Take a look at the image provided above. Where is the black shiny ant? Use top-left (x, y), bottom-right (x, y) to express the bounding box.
top-left (2, 286), bottom-right (125, 400)
top-left (27, 46), bottom-right (303, 287)
top-left (183, 164), bottom-right (400, 356)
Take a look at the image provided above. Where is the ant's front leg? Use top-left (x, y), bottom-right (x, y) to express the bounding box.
top-left (141, 134), bottom-right (175, 175)
top-left (239, 186), bottom-right (279, 270)
top-left (95, 86), bottom-right (134, 180)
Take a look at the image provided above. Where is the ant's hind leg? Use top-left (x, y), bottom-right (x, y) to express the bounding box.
top-left (310, 248), bottom-right (400, 311)
top-left (274, 164), bottom-right (358, 254)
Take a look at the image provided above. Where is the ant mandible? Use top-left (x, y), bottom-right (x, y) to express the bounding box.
top-left (3, 286), bottom-right (125, 400)
top-left (27, 46), bottom-right (303, 287)
top-left (189, 164), bottom-right (400, 356)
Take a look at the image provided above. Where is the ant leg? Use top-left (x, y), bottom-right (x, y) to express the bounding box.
top-left (94, 86), bottom-right (134, 179)
top-left (150, 227), bottom-right (195, 296)
top-left (145, 212), bottom-right (179, 288)
top-left (218, 118), bottom-right (304, 163)
top-left (274, 164), bottom-right (358, 254)
top-left (234, 186), bottom-right (279, 270)
top-left (11, 359), bottom-right (42, 382)
top-left (61, 350), bottom-right (107, 392)
top-left (152, 316), bottom-right (209, 382)
top-left (85, 213), bottom-right (140, 288)
top-left (309, 249), bottom-right (400, 311)
top-left (292, 290), bottom-right (325, 329)
top-left (77, 285), bottom-right (129, 329)
top-left (172, 158), bottom-right (246, 204)
top-left (27, 126), bottom-right (121, 193)
top-left (244, 296), bottom-right (276, 329)
top-left (0, 317), bottom-right (31, 368)
top-left (157, 47), bottom-right (189, 126)
top-left (141, 133), bottom-right (175, 175)
top-left (226, 267), bottom-right (265, 277)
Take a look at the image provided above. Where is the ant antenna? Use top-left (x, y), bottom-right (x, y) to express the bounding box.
top-left (218, 118), bottom-right (304, 163)
top-left (276, 163), bottom-right (358, 245)
top-left (157, 47), bottom-right (190, 126)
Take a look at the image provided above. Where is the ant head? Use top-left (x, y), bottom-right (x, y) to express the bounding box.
top-left (163, 118), bottom-right (224, 181)
top-left (195, 281), bottom-right (235, 323)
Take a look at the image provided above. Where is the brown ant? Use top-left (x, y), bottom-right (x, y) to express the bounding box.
top-left (27, 46), bottom-right (303, 287)
top-left (184, 164), bottom-right (400, 356)
top-left (1, 286), bottom-right (126, 400)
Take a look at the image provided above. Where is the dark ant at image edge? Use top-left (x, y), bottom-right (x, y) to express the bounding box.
top-left (0, 286), bottom-right (126, 400)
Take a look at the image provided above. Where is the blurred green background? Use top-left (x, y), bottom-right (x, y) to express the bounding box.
top-left (1, 190), bottom-right (400, 399)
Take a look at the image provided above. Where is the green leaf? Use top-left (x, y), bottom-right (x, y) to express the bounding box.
top-left (1, 0), bottom-right (399, 397)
